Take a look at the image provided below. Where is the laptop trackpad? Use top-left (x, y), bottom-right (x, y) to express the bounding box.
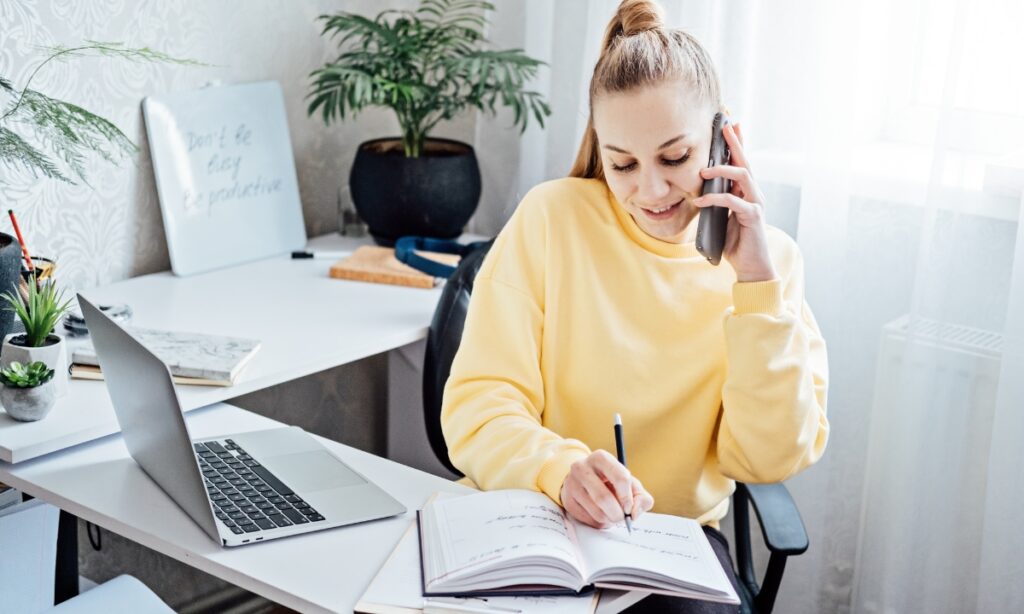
top-left (269, 451), bottom-right (366, 492)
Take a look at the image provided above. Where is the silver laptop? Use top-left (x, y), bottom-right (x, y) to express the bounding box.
top-left (78, 294), bottom-right (406, 547)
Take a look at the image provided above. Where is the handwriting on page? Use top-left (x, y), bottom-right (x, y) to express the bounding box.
top-left (593, 525), bottom-right (700, 560)
top-left (437, 492), bottom-right (579, 572)
top-left (182, 123), bottom-right (284, 215)
top-left (572, 512), bottom-right (709, 579)
top-left (463, 505), bottom-right (573, 564)
top-left (486, 504), bottom-right (569, 535)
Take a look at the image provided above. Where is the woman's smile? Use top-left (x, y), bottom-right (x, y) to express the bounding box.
top-left (638, 199), bottom-right (683, 220)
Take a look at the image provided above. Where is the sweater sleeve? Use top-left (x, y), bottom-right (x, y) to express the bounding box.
top-left (440, 195), bottom-right (591, 505)
top-left (716, 240), bottom-right (830, 484)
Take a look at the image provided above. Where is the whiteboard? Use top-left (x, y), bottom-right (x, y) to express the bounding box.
top-left (142, 81), bottom-right (306, 276)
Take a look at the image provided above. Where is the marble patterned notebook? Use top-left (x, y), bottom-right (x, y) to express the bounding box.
top-left (72, 328), bottom-right (261, 384)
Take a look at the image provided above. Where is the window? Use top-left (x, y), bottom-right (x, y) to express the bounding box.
top-left (883, 0), bottom-right (1024, 156)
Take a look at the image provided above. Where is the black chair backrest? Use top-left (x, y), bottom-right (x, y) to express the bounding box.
top-left (423, 240), bottom-right (494, 476)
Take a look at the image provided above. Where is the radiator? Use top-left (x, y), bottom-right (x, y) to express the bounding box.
top-left (852, 315), bottom-right (1002, 614)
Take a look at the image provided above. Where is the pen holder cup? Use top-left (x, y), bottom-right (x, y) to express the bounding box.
top-left (17, 256), bottom-right (56, 300)
top-left (20, 256), bottom-right (56, 284)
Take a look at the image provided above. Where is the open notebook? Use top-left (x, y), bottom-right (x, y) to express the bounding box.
top-left (417, 489), bottom-right (739, 604)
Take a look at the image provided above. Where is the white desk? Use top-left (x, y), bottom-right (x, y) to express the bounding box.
top-left (0, 234), bottom-right (444, 463)
top-left (0, 403), bottom-right (472, 613)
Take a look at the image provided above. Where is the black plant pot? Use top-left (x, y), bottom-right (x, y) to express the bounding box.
top-left (0, 233), bottom-right (22, 341)
top-left (349, 137), bottom-right (482, 246)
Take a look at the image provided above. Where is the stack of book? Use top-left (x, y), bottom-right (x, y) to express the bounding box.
top-left (70, 328), bottom-right (261, 387)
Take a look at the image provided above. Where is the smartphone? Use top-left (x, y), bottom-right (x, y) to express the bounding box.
top-left (695, 113), bottom-right (731, 266)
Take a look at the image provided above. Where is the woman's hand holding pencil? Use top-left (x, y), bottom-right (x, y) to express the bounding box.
top-left (558, 424), bottom-right (654, 530)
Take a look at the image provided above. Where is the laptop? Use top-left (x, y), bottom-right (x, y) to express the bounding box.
top-left (78, 294), bottom-right (406, 547)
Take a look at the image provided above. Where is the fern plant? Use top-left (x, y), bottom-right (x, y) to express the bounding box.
top-left (0, 361), bottom-right (55, 389)
top-left (0, 275), bottom-right (73, 347)
top-left (307, 0), bottom-right (551, 157)
top-left (0, 41), bottom-right (202, 185)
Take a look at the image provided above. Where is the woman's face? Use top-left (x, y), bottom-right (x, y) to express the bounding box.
top-left (592, 81), bottom-right (715, 244)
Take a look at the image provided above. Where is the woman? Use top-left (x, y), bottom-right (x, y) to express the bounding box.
top-left (441, 1), bottom-right (829, 611)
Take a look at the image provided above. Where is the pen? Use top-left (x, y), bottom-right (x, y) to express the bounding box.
top-left (422, 598), bottom-right (522, 614)
top-left (8, 209), bottom-right (34, 273)
top-left (614, 412), bottom-right (633, 534)
top-left (290, 250), bottom-right (352, 260)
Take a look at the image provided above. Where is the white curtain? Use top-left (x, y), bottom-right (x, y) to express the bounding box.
top-left (475, 1), bottom-right (1024, 612)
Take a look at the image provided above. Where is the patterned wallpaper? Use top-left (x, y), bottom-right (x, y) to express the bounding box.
top-left (0, 0), bottom-right (477, 291)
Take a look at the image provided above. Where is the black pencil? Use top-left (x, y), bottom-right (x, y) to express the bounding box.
top-left (614, 413), bottom-right (633, 534)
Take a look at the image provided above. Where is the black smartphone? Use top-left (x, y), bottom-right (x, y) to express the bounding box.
top-left (695, 113), bottom-right (731, 266)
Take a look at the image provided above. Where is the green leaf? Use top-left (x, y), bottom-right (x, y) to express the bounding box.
top-left (0, 126), bottom-right (71, 182)
top-left (2, 41), bottom-right (202, 186)
top-left (307, 0), bottom-right (550, 152)
top-left (0, 360), bottom-right (55, 388)
top-left (1, 275), bottom-right (73, 347)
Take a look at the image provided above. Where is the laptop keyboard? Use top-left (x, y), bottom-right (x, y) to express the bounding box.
top-left (194, 439), bottom-right (325, 535)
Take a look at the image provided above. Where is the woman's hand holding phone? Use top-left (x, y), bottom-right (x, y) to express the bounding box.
top-left (693, 123), bottom-right (777, 283)
top-left (559, 450), bottom-right (655, 529)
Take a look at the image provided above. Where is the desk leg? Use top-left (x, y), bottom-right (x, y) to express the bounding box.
top-left (54, 510), bottom-right (79, 604)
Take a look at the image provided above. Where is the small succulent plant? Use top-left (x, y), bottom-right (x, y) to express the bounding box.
top-left (0, 360), bottom-right (55, 388)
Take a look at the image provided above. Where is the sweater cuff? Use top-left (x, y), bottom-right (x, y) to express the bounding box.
top-left (537, 448), bottom-right (590, 506)
top-left (732, 279), bottom-right (783, 315)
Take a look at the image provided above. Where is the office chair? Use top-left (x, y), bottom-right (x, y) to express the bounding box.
top-left (422, 241), bottom-right (808, 614)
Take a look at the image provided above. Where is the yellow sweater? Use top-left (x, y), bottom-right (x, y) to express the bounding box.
top-left (441, 177), bottom-right (829, 526)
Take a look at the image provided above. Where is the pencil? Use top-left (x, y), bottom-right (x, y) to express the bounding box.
top-left (614, 413), bottom-right (633, 534)
top-left (8, 209), bottom-right (34, 273)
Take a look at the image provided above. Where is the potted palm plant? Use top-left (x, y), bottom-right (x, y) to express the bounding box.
top-left (0, 361), bottom-right (57, 422)
top-left (0, 275), bottom-right (73, 397)
top-left (307, 0), bottom-right (551, 245)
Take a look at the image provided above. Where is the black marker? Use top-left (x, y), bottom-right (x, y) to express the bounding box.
top-left (291, 250), bottom-right (351, 260)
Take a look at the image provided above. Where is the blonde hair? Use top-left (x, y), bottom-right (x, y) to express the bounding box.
top-left (569, 0), bottom-right (723, 180)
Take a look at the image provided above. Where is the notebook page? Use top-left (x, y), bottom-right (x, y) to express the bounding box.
top-left (357, 521), bottom-right (599, 614)
top-left (426, 490), bottom-right (582, 586)
top-left (571, 513), bottom-right (734, 598)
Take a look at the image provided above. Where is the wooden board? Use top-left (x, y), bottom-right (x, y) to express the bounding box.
top-left (329, 246), bottom-right (459, 289)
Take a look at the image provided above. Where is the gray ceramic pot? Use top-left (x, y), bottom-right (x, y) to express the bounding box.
top-left (0, 381), bottom-right (56, 422)
top-left (0, 234), bottom-right (22, 342)
top-left (1, 333), bottom-right (68, 397)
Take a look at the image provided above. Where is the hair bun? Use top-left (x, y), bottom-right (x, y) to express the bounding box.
top-left (602, 0), bottom-right (665, 51)
top-left (617, 0), bottom-right (665, 36)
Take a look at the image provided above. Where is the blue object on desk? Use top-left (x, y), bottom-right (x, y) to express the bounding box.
top-left (395, 237), bottom-right (491, 279)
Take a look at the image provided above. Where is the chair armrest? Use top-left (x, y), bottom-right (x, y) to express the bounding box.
top-left (740, 482), bottom-right (808, 555)
top-left (732, 482), bottom-right (808, 614)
